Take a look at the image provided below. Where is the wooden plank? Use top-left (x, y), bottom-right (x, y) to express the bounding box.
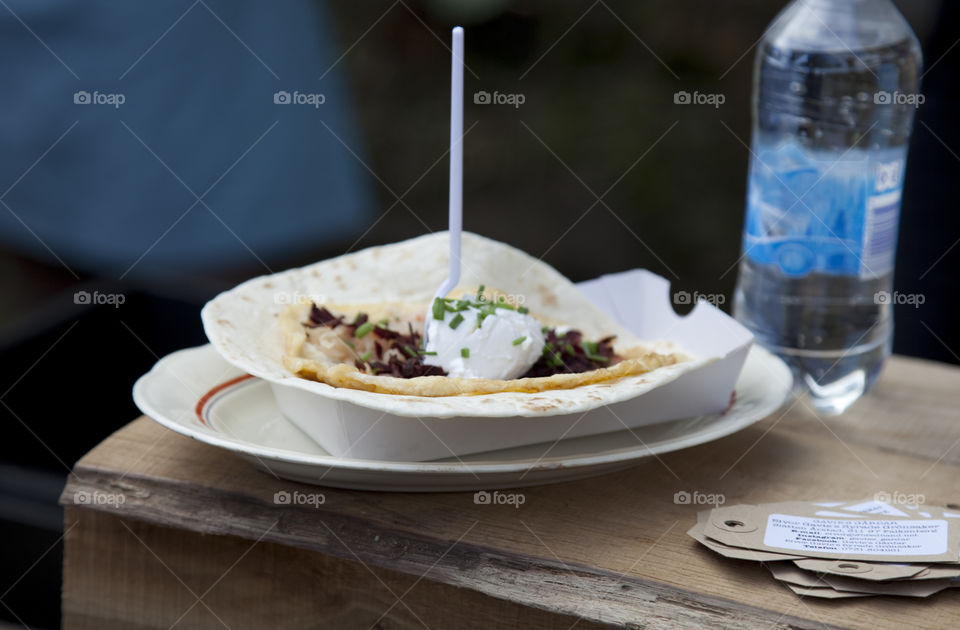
top-left (63, 469), bottom-right (833, 630)
top-left (61, 356), bottom-right (960, 629)
top-left (62, 508), bottom-right (620, 630)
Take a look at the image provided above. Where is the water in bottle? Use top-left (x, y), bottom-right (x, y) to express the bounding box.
top-left (733, 0), bottom-right (922, 415)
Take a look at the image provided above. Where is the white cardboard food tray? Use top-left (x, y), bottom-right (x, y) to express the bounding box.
top-left (271, 269), bottom-right (753, 461)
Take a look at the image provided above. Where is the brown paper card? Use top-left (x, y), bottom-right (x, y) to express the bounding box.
top-left (819, 574), bottom-right (954, 597)
top-left (912, 566), bottom-right (960, 580)
top-left (688, 511), bottom-right (801, 562)
top-left (703, 505), bottom-right (960, 563)
top-left (766, 562), bottom-right (829, 588)
top-left (793, 558), bottom-right (960, 582)
top-left (783, 584), bottom-right (871, 599)
top-left (770, 561), bottom-right (953, 597)
top-left (793, 558), bottom-right (929, 581)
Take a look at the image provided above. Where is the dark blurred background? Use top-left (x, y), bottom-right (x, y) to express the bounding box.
top-left (0, 1), bottom-right (956, 627)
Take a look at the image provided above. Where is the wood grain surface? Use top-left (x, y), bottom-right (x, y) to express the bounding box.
top-left (61, 355), bottom-right (960, 629)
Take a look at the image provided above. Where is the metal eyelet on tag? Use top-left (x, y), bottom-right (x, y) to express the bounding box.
top-left (831, 561), bottom-right (872, 575)
top-left (712, 517), bottom-right (758, 534)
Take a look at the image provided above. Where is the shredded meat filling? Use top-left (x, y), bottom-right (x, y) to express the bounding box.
top-left (303, 303), bottom-right (619, 379)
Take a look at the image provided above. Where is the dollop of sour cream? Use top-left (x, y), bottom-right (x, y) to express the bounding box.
top-left (424, 303), bottom-right (545, 379)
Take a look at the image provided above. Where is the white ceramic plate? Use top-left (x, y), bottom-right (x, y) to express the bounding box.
top-left (133, 345), bottom-right (792, 492)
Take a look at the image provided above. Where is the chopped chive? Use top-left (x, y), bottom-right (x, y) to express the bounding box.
top-left (512, 336), bottom-right (526, 346)
top-left (476, 285), bottom-right (485, 299)
top-left (518, 306), bottom-right (529, 314)
top-left (449, 313), bottom-right (465, 330)
top-left (586, 354), bottom-right (610, 363)
top-left (432, 298), bottom-right (446, 320)
top-left (377, 318), bottom-right (389, 326)
top-left (358, 351), bottom-right (372, 362)
top-left (461, 347), bottom-right (470, 358)
top-left (583, 341), bottom-right (598, 354)
top-left (354, 322), bottom-right (375, 338)
top-left (422, 351), bottom-right (438, 356)
top-left (403, 345), bottom-right (419, 357)
top-left (482, 304), bottom-right (497, 322)
top-left (564, 343), bottom-right (575, 355)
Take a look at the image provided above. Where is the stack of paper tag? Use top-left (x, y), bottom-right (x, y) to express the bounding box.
top-left (687, 498), bottom-right (960, 599)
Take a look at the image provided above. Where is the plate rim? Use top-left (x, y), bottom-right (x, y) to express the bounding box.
top-left (133, 344), bottom-right (791, 476)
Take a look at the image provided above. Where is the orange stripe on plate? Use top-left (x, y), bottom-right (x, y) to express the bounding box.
top-left (195, 374), bottom-right (254, 425)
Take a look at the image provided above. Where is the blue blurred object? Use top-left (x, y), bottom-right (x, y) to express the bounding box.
top-left (0, 0), bottom-right (373, 277)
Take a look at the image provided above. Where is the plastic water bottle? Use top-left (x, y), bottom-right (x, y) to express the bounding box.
top-left (733, 0), bottom-right (922, 415)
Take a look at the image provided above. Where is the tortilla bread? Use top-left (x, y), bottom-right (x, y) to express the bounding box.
top-left (201, 232), bottom-right (712, 418)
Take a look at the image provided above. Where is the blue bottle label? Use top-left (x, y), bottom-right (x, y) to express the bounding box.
top-left (743, 141), bottom-right (906, 278)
